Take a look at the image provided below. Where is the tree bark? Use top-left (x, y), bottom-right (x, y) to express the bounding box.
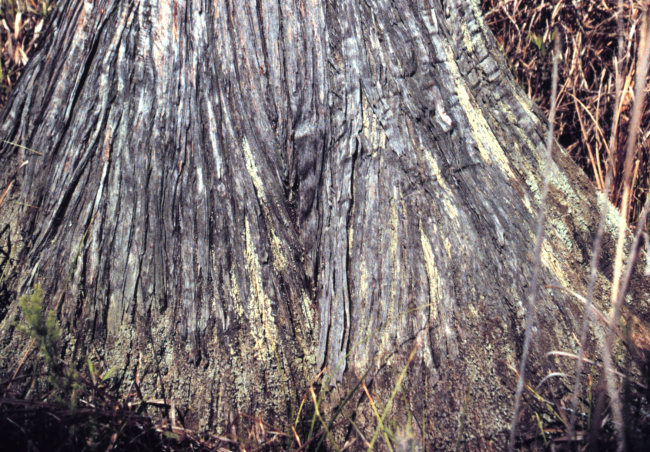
top-left (0, 0), bottom-right (647, 448)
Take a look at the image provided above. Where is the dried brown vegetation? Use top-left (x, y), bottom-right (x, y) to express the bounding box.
top-left (482, 0), bottom-right (650, 224)
top-left (0, 0), bottom-right (52, 103)
top-left (4, 0), bottom-right (648, 220)
top-left (1, 1), bottom-right (650, 451)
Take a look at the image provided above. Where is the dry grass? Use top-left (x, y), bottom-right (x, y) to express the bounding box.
top-left (0, 0), bottom-right (52, 104)
top-left (482, 0), bottom-right (650, 224)
top-left (3, 0), bottom-right (647, 221)
top-left (1, 286), bottom-right (430, 452)
top-left (1, 1), bottom-right (650, 451)
top-left (483, 1), bottom-right (650, 450)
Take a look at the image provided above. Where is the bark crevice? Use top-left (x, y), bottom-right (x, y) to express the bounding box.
top-left (0, 0), bottom-right (647, 447)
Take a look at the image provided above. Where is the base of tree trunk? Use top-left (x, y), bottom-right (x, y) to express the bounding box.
top-left (1, 0), bottom-right (648, 448)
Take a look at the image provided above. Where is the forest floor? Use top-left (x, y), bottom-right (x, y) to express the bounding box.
top-left (0, 0), bottom-right (649, 451)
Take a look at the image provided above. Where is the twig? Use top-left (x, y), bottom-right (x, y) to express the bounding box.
top-left (358, 371), bottom-right (394, 452)
top-left (547, 285), bottom-right (610, 327)
top-left (0, 160), bottom-right (28, 211)
top-left (547, 351), bottom-right (646, 389)
top-left (0, 180), bottom-right (14, 210)
top-left (567, 0), bottom-right (632, 444)
top-left (509, 29), bottom-right (562, 452)
top-left (367, 326), bottom-right (426, 452)
top-left (602, 8), bottom-right (650, 451)
top-left (2, 140), bottom-right (42, 156)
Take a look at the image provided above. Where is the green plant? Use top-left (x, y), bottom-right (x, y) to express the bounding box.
top-left (2, 284), bottom-right (199, 451)
top-left (15, 284), bottom-right (92, 414)
top-left (17, 284), bottom-right (58, 369)
top-left (528, 33), bottom-right (547, 56)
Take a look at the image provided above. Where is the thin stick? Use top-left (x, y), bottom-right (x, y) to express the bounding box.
top-left (508, 30), bottom-right (561, 452)
top-left (2, 140), bottom-right (43, 156)
top-left (613, 196), bottom-right (650, 335)
top-left (567, 0), bottom-right (631, 445)
top-left (601, 8), bottom-right (650, 451)
top-left (548, 352), bottom-right (646, 389)
top-left (0, 160), bottom-right (29, 211)
top-left (309, 387), bottom-right (341, 452)
top-left (358, 373), bottom-right (394, 452)
top-left (366, 328), bottom-right (425, 452)
top-left (0, 180), bottom-right (14, 211)
top-left (547, 286), bottom-right (610, 327)
top-left (567, 181), bottom-right (613, 443)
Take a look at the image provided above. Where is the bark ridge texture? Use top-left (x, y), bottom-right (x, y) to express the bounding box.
top-left (0, 0), bottom-right (647, 448)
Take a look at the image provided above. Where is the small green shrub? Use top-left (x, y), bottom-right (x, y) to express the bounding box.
top-left (16, 283), bottom-right (86, 411)
top-left (17, 283), bottom-right (58, 367)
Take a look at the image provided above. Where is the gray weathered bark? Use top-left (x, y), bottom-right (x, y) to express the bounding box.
top-left (0, 0), bottom-right (647, 448)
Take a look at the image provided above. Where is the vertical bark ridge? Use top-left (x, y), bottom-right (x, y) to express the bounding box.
top-left (0, 0), bottom-right (647, 447)
top-left (0, 0), bottom-right (329, 431)
top-left (314, 0), bottom-right (644, 446)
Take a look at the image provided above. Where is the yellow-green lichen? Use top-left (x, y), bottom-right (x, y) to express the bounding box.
top-left (442, 45), bottom-right (517, 180)
top-left (461, 21), bottom-right (474, 53)
top-left (244, 217), bottom-right (278, 358)
top-left (362, 91), bottom-right (386, 149)
top-left (420, 221), bottom-right (440, 322)
top-left (379, 191), bottom-right (401, 357)
top-left (229, 267), bottom-right (244, 318)
top-left (243, 137), bottom-right (290, 273)
top-left (540, 241), bottom-right (570, 289)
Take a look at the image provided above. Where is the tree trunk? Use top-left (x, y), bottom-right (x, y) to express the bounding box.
top-left (0, 0), bottom-right (647, 448)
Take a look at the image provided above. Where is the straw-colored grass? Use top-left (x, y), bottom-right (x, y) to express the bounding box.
top-left (1, 0), bottom-right (650, 451)
top-left (0, 0), bottom-right (52, 103)
top-left (3, 1), bottom-right (647, 222)
top-left (482, 0), bottom-right (650, 225)
top-left (483, 1), bottom-right (650, 450)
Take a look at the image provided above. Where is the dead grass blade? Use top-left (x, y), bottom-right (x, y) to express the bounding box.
top-left (509, 29), bottom-right (562, 452)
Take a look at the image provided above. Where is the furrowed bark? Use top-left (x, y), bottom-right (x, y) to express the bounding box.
top-left (0, 0), bottom-right (648, 448)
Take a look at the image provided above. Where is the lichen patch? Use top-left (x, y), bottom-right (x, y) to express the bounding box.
top-left (442, 46), bottom-right (517, 180)
top-left (244, 217), bottom-right (278, 359)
